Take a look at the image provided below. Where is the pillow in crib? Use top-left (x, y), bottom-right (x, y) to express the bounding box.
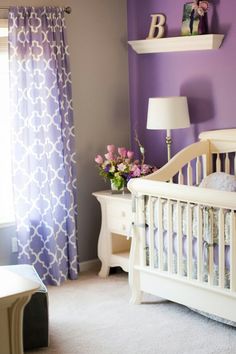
top-left (199, 172), bottom-right (236, 191)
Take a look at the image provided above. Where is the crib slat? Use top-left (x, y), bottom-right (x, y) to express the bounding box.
top-left (187, 162), bottom-right (193, 186)
top-left (187, 203), bottom-right (192, 279)
top-left (216, 153), bottom-right (221, 172)
top-left (218, 208), bottom-right (225, 289)
top-left (230, 210), bottom-right (236, 292)
top-left (139, 196), bottom-right (146, 268)
top-left (197, 205), bottom-right (203, 282)
top-left (178, 169), bottom-right (184, 185)
top-left (202, 149), bottom-right (212, 178)
top-left (177, 201), bottom-right (183, 276)
top-left (225, 153), bottom-right (230, 174)
top-left (202, 155), bottom-right (208, 178)
top-left (167, 199), bottom-right (173, 273)
top-left (208, 208), bottom-right (214, 286)
top-left (157, 198), bottom-right (163, 271)
top-left (234, 153), bottom-right (236, 175)
top-left (148, 197), bottom-right (155, 269)
top-left (196, 157), bottom-right (201, 185)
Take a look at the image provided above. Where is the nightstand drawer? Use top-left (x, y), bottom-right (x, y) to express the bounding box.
top-left (107, 202), bottom-right (132, 235)
top-left (108, 216), bottom-right (131, 235)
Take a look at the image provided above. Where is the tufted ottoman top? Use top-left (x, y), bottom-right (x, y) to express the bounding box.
top-left (2, 264), bottom-right (47, 293)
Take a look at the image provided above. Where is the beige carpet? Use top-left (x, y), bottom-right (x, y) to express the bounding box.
top-left (27, 269), bottom-right (236, 354)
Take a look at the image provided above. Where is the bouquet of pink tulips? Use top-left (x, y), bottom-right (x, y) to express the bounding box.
top-left (95, 144), bottom-right (157, 190)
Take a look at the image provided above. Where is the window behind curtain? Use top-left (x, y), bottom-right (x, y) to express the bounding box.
top-left (0, 19), bottom-right (14, 225)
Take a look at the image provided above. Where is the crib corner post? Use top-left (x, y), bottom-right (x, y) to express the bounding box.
top-left (129, 254), bottom-right (142, 304)
top-left (129, 287), bottom-right (142, 304)
top-left (128, 194), bottom-right (144, 305)
top-left (128, 229), bottom-right (142, 304)
top-left (202, 141), bottom-right (212, 177)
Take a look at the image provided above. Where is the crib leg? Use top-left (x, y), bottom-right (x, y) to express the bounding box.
top-left (130, 288), bottom-right (142, 304)
top-left (129, 267), bottom-right (142, 304)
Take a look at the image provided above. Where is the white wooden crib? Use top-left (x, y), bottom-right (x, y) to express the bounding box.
top-left (128, 129), bottom-right (236, 323)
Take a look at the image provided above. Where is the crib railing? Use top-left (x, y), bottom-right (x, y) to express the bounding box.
top-left (143, 140), bottom-right (210, 185)
top-left (144, 139), bottom-right (236, 187)
top-left (175, 152), bottom-right (236, 186)
top-left (176, 157), bottom-right (204, 186)
top-left (141, 195), bottom-right (236, 292)
top-left (213, 152), bottom-right (236, 175)
top-left (129, 179), bottom-right (236, 293)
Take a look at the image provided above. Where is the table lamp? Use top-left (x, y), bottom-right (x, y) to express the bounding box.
top-left (146, 96), bottom-right (190, 161)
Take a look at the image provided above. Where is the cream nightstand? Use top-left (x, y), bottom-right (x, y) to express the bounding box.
top-left (93, 190), bottom-right (132, 278)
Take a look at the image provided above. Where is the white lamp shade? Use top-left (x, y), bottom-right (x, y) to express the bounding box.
top-left (147, 96), bottom-right (190, 130)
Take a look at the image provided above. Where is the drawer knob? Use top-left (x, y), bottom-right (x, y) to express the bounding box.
top-left (121, 211), bottom-right (126, 217)
top-left (122, 224), bottom-right (126, 231)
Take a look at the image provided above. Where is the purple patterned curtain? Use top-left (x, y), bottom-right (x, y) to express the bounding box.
top-left (8, 7), bottom-right (79, 285)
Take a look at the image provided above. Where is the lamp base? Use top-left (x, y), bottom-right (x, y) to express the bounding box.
top-left (166, 131), bottom-right (172, 161)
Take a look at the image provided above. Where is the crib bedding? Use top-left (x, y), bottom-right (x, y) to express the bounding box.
top-left (145, 229), bottom-right (236, 325)
top-left (145, 198), bottom-right (232, 244)
top-left (146, 229), bottom-right (231, 270)
top-left (146, 230), bottom-right (231, 285)
top-left (143, 198), bottom-right (236, 326)
top-left (144, 197), bottom-right (234, 286)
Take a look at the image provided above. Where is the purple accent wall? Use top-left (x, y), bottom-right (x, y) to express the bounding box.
top-left (127, 0), bottom-right (236, 168)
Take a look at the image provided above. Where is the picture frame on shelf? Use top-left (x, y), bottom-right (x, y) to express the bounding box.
top-left (181, 1), bottom-right (208, 36)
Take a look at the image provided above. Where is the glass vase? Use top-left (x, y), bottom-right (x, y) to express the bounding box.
top-left (110, 180), bottom-right (125, 194)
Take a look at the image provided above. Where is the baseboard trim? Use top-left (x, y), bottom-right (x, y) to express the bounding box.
top-left (79, 258), bottom-right (100, 273)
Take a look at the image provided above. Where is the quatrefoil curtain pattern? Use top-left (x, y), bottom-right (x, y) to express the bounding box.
top-left (8, 7), bottom-right (79, 285)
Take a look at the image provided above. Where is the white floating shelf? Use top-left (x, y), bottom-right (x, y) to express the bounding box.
top-left (128, 34), bottom-right (224, 54)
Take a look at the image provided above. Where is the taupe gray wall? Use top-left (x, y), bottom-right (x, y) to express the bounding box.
top-left (0, 1), bottom-right (130, 265)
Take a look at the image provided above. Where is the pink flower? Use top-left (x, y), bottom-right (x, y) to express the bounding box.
top-left (117, 163), bottom-right (126, 172)
top-left (131, 165), bottom-right (141, 177)
top-left (200, 1), bottom-right (209, 11)
top-left (141, 164), bottom-right (151, 175)
top-left (127, 150), bottom-right (134, 159)
top-left (105, 152), bottom-right (114, 160)
top-left (95, 154), bottom-right (103, 164)
top-left (107, 145), bottom-right (115, 153)
top-left (118, 147), bottom-right (127, 158)
top-left (192, 1), bottom-right (209, 16)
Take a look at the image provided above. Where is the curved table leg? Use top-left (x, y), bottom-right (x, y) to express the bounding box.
top-left (9, 295), bottom-right (32, 354)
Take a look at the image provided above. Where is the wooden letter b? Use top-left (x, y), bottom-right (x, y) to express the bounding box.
top-left (147, 14), bottom-right (166, 39)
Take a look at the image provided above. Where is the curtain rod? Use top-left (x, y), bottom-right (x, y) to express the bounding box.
top-left (0, 6), bottom-right (72, 14)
